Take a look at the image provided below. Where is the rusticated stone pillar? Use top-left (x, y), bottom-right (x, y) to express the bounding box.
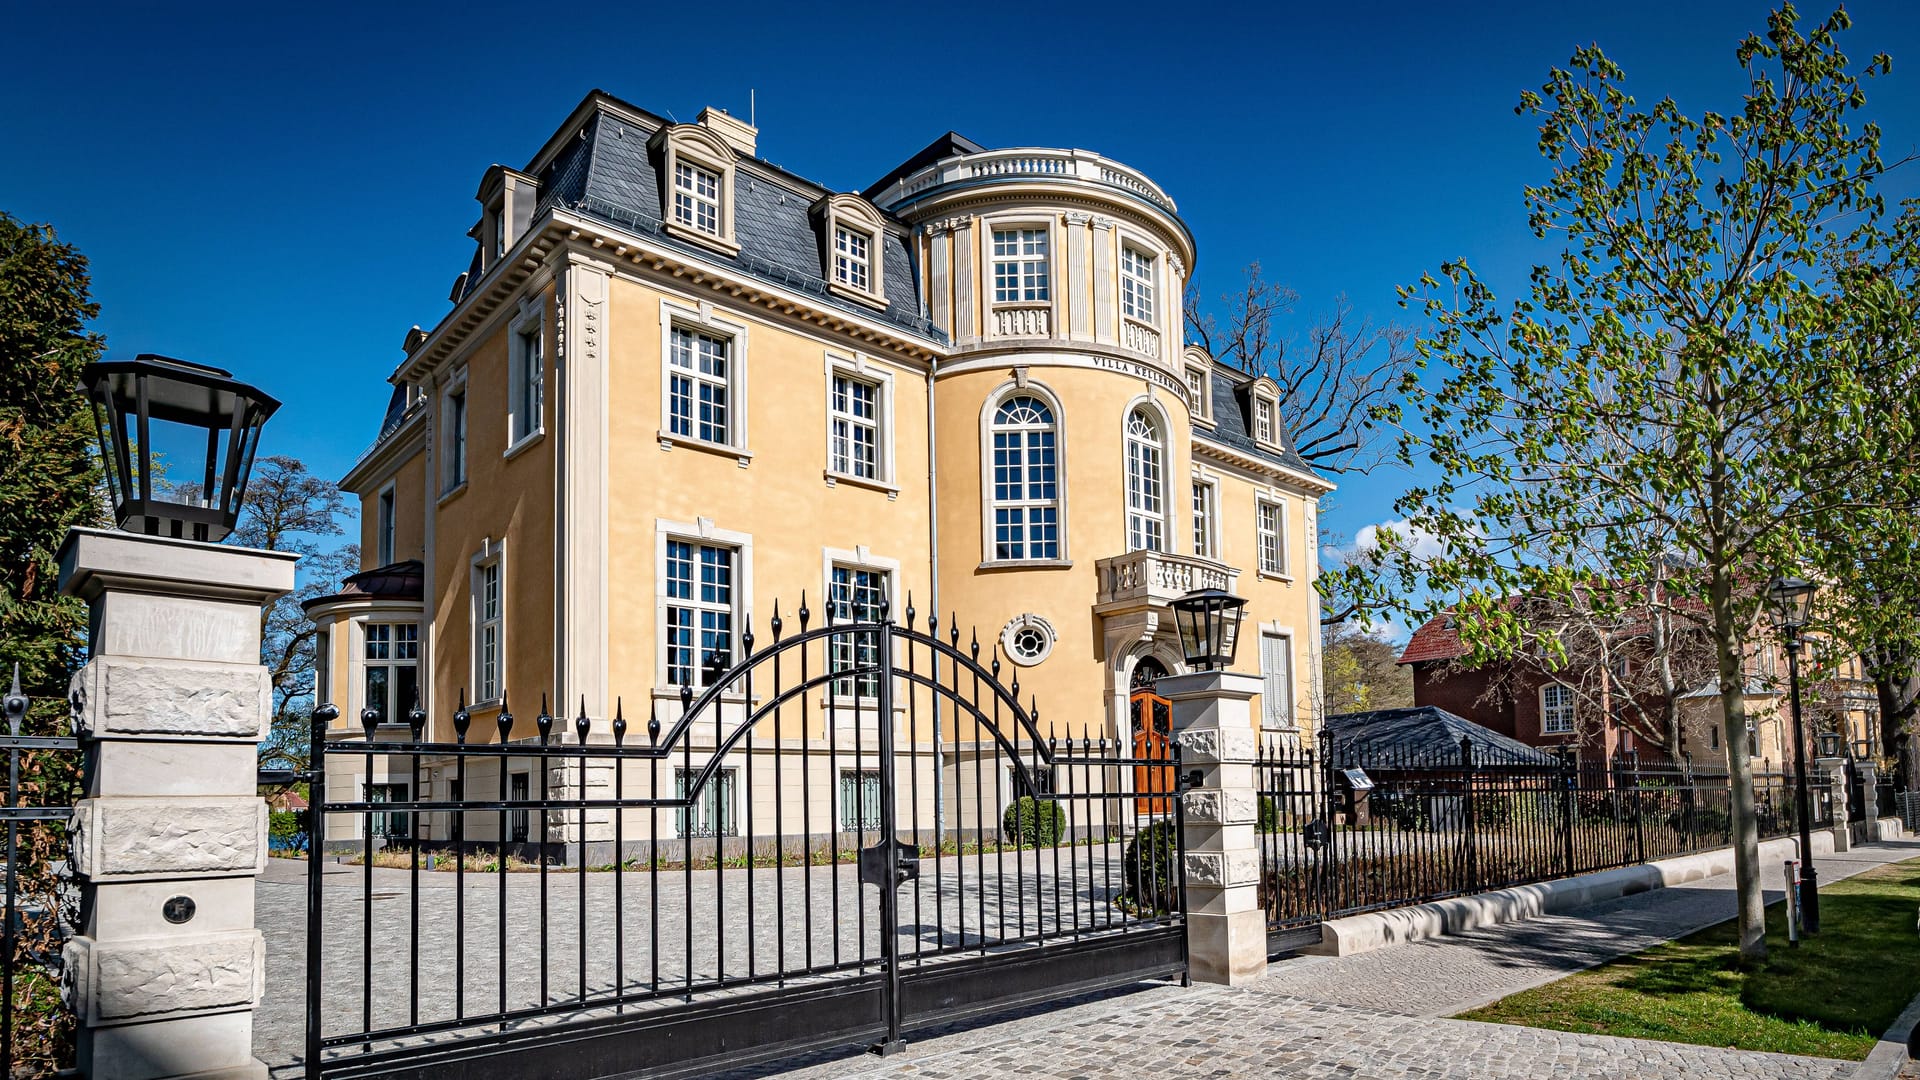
top-left (1159, 669), bottom-right (1265, 986)
top-left (1817, 756), bottom-right (1851, 853)
top-left (58, 528), bottom-right (296, 1080)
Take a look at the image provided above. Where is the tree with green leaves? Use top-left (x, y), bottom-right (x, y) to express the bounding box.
top-left (1342, 6), bottom-right (1920, 961)
top-left (0, 213), bottom-right (103, 702)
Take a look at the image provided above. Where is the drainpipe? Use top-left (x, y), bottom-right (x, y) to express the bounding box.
top-left (926, 360), bottom-right (944, 837)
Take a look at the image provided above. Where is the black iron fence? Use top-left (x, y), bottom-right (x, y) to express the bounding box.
top-left (306, 602), bottom-right (1186, 1080)
top-left (0, 668), bottom-right (83, 1079)
top-left (1258, 734), bottom-right (1814, 944)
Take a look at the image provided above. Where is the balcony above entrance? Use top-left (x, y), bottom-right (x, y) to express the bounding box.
top-left (1095, 549), bottom-right (1237, 616)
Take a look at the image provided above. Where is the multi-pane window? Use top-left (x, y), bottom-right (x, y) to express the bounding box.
top-left (840, 770), bottom-right (883, 832)
top-left (511, 323), bottom-right (543, 444)
top-left (1541, 684), bottom-right (1576, 734)
top-left (366, 783), bottom-right (410, 839)
top-left (676, 768), bottom-right (737, 838)
top-left (829, 374), bottom-right (880, 480)
top-left (376, 486), bottom-right (395, 565)
top-left (673, 161), bottom-right (722, 236)
top-left (1192, 480), bottom-right (1217, 558)
top-left (990, 396), bottom-right (1061, 561)
top-left (1257, 500), bottom-right (1286, 575)
top-left (363, 622), bottom-right (420, 726)
top-left (489, 206), bottom-right (505, 259)
top-left (992, 229), bottom-right (1050, 303)
top-left (1121, 246), bottom-right (1156, 321)
top-left (1254, 397), bottom-right (1275, 444)
top-left (1186, 367), bottom-right (1208, 418)
top-left (1124, 409), bottom-right (1165, 552)
top-left (474, 560), bottom-right (501, 702)
top-left (664, 540), bottom-right (735, 687)
top-left (834, 226), bottom-right (871, 291)
top-left (828, 565), bottom-right (887, 698)
top-left (509, 772), bottom-right (529, 842)
top-left (444, 385), bottom-right (468, 490)
top-left (668, 327), bottom-right (732, 444)
top-left (1260, 632), bottom-right (1295, 730)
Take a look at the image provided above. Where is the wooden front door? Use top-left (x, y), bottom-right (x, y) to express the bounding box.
top-left (1130, 658), bottom-right (1174, 815)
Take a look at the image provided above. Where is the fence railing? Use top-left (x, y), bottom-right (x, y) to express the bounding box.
top-left (1257, 734), bottom-right (1815, 935)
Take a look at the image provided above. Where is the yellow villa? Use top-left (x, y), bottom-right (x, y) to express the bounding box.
top-left (306, 90), bottom-right (1334, 852)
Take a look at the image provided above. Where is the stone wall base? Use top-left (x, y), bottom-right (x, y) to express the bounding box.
top-left (78, 1008), bottom-right (266, 1080)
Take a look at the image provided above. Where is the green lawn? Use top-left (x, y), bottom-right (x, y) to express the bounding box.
top-left (1458, 857), bottom-right (1920, 1060)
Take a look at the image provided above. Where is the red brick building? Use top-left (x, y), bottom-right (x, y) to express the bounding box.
top-left (1397, 615), bottom-right (1640, 761)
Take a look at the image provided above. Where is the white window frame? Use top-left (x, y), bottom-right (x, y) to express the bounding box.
top-left (1541, 683), bottom-right (1577, 735)
top-left (1191, 478), bottom-right (1217, 559)
top-left (821, 546), bottom-right (900, 705)
top-left (1185, 365), bottom-right (1210, 422)
top-left (834, 225), bottom-right (872, 292)
top-left (375, 481), bottom-right (396, 565)
top-left (979, 382), bottom-right (1068, 566)
top-left (361, 620), bottom-right (420, 726)
top-left (1254, 397), bottom-right (1276, 446)
top-left (990, 226), bottom-right (1052, 304)
top-left (1124, 406), bottom-right (1166, 553)
top-left (816, 193), bottom-right (889, 308)
top-left (507, 303), bottom-right (545, 452)
top-left (658, 300), bottom-right (751, 460)
top-left (674, 160), bottom-right (724, 237)
top-left (1120, 245), bottom-right (1157, 324)
top-left (823, 353), bottom-right (896, 491)
top-left (1259, 628), bottom-right (1296, 731)
top-left (439, 371), bottom-right (469, 497)
top-left (1257, 497), bottom-right (1288, 578)
top-left (653, 125), bottom-right (740, 255)
top-left (655, 518), bottom-right (754, 690)
top-left (470, 540), bottom-right (504, 707)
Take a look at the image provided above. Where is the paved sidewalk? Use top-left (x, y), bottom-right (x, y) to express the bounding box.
top-left (721, 838), bottom-right (1919, 1079)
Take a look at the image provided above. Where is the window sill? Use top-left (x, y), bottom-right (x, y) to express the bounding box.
top-left (662, 221), bottom-right (741, 257)
top-left (828, 281), bottom-right (890, 311)
top-left (503, 429), bottom-right (545, 461)
top-left (436, 482), bottom-right (468, 508)
top-left (1257, 569), bottom-right (1294, 584)
top-left (657, 431), bottom-right (752, 467)
top-left (977, 558), bottom-right (1074, 572)
top-left (820, 696), bottom-right (910, 714)
top-left (651, 687), bottom-right (759, 707)
top-left (824, 470), bottom-right (899, 498)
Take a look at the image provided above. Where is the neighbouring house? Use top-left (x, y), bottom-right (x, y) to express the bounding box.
top-left (305, 90), bottom-right (1333, 850)
top-left (1398, 600), bottom-right (1879, 772)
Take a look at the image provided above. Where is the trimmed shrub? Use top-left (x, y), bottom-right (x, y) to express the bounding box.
top-left (269, 809), bottom-right (309, 853)
top-left (1001, 796), bottom-right (1066, 848)
top-left (1119, 820), bottom-right (1180, 915)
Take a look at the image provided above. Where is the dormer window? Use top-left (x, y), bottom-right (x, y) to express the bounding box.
top-left (1186, 365), bottom-right (1210, 421)
top-left (1249, 377), bottom-right (1282, 448)
top-left (814, 193), bottom-right (889, 310)
top-left (835, 226), bottom-right (871, 291)
top-left (674, 162), bottom-right (722, 236)
top-left (489, 204), bottom-right (506, 259)
top-left (1254, 398), bottom-right (1275, 444)
top-left (652, 124), bottom-right (741, 256)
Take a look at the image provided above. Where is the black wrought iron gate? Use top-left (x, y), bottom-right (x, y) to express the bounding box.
top-left (306, 601), bottom-right (1186, 1080)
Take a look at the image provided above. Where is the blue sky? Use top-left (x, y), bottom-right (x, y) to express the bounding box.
top-left (7, 0), bottom-right (1920, 637)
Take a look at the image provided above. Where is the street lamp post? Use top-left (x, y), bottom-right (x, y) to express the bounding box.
top-left (1767, 576), bottom-right (1820, 936)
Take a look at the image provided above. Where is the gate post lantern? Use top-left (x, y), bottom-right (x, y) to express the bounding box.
top-left (58, 357), bottom-right (293, 1080)
top-left (1159, 588), bottom-right (1263, 986)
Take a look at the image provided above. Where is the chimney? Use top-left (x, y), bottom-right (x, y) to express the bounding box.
top-left (697, 107), bottom-right (757, 157)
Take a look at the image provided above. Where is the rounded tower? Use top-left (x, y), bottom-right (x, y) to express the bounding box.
top-left (872, 144), bottom-right (1223, 742)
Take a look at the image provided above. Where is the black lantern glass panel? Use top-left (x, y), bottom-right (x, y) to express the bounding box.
top-left (83, 355), bottom-right (279, 543)
top-left (1815, 730), bottom-right (1843, 758)
top-left (1171, 587), bottom-right (1247, 672)
top-left (1766, 576), bottom-right (1816, 630)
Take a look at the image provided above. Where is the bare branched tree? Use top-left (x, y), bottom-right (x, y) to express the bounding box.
top-left (1184, 263), bottom-right (1415, 475)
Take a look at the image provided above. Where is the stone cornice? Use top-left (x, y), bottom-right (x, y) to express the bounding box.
top-left (1191, 434), bottom-right (1336, 495)
top-left (338, 405), bottom-right (425, 493)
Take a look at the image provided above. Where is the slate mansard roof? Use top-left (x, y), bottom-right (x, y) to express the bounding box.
top-left (460, 95), bottom-right (940, 342)
top-left (1202, 367), bottom-right (1317, 476)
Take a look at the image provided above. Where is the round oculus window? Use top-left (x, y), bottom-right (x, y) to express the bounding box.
top-left (1000, 615), bottom-right (1056, 666)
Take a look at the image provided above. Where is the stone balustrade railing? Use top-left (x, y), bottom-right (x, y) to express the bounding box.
top-left (1095, 549), bottom-right (1236, 610)
top-left (872, 148), bottom-right (1178, 214)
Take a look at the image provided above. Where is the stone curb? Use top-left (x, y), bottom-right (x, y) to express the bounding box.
top-left (1301, 828), bottom-right (1870, 958)
top-left (1852, 986), bottom-right (1920, 1080)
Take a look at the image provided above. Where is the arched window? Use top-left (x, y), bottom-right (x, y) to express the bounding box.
top-left (990, 396), bottom-right (1061, 561)
top-left (1124, 408), bottom-right (1165, 552)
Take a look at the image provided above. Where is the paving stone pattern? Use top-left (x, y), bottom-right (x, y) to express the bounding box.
top-left (256, 839), bottom-right (1920, 1078)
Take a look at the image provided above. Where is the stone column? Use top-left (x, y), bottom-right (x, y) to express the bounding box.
top-left (1817, 756), bottom-right (1850, 853)
top-left (1159, 670), bottom-right (1264, 986)
top-left (58, 528), bottom-right (297, 1080)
